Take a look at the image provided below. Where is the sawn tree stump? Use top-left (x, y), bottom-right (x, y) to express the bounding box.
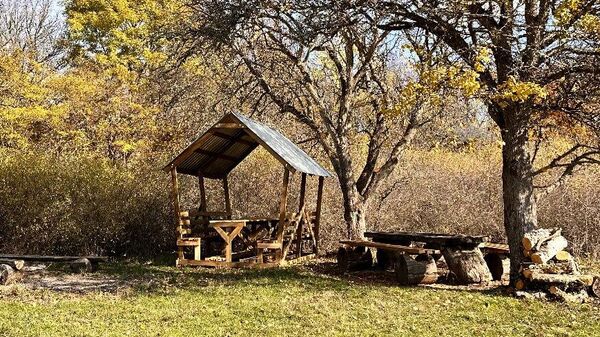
top-left (443, 247), bottom-right (492, 284)
top-left (394, 254), bottom-right (438, 285)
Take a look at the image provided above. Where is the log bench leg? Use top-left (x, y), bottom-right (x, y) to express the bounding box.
top-left (443, 248), bottom-right (492, 284)
top-left (337, 246), bottom-right (373, 272)
top-left (394, 254), bottom-right (438, 285)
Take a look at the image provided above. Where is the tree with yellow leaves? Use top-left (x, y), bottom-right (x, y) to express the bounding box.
top-left (373, 0), bottom-right (600, 281)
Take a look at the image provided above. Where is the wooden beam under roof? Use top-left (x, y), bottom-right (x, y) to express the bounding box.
top-left (209, 130), bottom-right (256, 146)
top-left (213, 122), bottom-right (246, 129)
top-left (194, 149), bottom-right (238, 161)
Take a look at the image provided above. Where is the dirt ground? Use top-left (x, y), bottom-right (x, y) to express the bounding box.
top-left (7, 259), bottom-right (508, 295)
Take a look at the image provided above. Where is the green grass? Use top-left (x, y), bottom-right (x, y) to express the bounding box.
top-left (0, 262), bottom-right (598, 337)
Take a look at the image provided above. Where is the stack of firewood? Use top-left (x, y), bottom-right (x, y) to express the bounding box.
top-left (516, 228), bottom-right (599, 302)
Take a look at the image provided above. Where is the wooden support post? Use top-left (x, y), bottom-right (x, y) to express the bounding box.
top-left (170, 167), bottom-right (184, 261)
top-left (314, 176), bottom-right (324, 255)
top-left (223, 176), bottom-right (232, 219)
top-left (198, 176), bottom-right (207, 212)
top-left (276, 169), bottom-right (291, 261)
top-left (296, 173), bottom-right (307, 257)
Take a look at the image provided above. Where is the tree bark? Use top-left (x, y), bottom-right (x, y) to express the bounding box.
top-left (337, 160), bottom-right (368, 240)
top-left (500, 109), bottom-right (538, 283)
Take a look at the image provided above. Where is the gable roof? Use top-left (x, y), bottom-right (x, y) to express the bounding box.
top-left (163, 112), bottom-right (331, 178)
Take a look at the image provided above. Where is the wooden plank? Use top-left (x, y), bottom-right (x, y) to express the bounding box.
top-left (213, 122), bottom-right (246, 129)
top-left (257, 241), bottom-right (282, 249)
top-left (209, 220), bottom-right (248, 225)
top-left (276, 169), bottom-right (290, 243)
top-left (314, 176), bottom-right (324, 255)
top-left (280, 253), bottom-right (316, 266)
top-left (478, 242), bottom-right (510, 254)
top-left (195, 149), bottom-right (238, 161)
top-left (198, 176), bottom-right (207, 212)
top-left (197, 130), bottom-right (247, 175)
top-left (210, 131), bottom-right (256, 146)
top-left (339, 240), bottom-right (441, 255)
top-left (296, 173), bottom-right (307, 256)
top-left (0, 254), bottom-right (108, 263)
top-left (365, 231), bottom-right (489, 247)
top-left (171, 167), bottom-right (182, 239)
top-left (177, 238), bottom-right (201, 247)
top-left (223, 176), bottom-right (232, 219)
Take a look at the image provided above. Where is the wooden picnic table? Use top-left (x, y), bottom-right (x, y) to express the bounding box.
top-left (342, 231), bottom-right (509, 284)
top-left (364, 231), bottom-right (489, 249)
top-left (209, 220), bottom-right (248, 262)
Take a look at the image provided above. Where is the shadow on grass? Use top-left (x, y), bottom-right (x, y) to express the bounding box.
top-left (88, 258), bottom-right (511, 299)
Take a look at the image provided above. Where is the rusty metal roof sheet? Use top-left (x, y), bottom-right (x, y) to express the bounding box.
top-left (163, 112), bottom-right (331, 178)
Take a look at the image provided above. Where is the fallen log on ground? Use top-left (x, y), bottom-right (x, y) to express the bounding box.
top-left (394, 254), bottom-right (438, 285)
top-left (0, 259), bottom-right (24, 271)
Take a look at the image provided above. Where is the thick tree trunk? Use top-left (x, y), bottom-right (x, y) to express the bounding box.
top-left (342, 188), bottom-right (367, 240)
top-left (501, 113), bottom-right (538, 283)
top-left (336, 159), bottom-right (368, 240)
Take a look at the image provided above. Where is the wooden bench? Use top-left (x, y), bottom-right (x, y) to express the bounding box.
top-left (0, 254), bottom-right (108, 272)
top-left (338, 240), bottom-right (441, 285)
top-left (340, 240), bottom-right (441, 255)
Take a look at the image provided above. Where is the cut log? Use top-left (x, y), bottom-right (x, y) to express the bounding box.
top-left (530, 236), bottom-right (568, 265)
top-left (592, 276), bottom-right (600, 298)
top-left (69, 258), bottom-right (92, 273)
top-left (549, 286), bottom-right (588, 303)
top-left (522, 228), bottom-right (560, 251)
top-left (515, 278), bottom-right (527, 290)
top-left (442, 247), bottom-right (492, 284)
top-left (484, 253), bottom-right (509, 281)
top-left (0, 264), bottom-right (16, 285)
top-left (527, 271), bottom-right (594, 286)
top-left (554, 250), bottom-right (572, 261)
top-left (0, 259), bottom-right (24, 271)
top-left (515, 290), bottom-right (547, 300)
top-left (394, 254), bottom-right (438, 285)
top-left (522, 261), bottom-right (579, 277)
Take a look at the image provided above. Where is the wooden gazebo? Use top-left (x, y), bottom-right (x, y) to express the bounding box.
top-left (164, 112), bottom-right (331, 268)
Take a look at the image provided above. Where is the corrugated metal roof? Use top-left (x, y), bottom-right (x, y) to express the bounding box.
top-left (164, 112), bottom-right (331, 178)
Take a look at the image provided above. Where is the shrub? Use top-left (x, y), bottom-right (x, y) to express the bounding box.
top-left (0, 150), bottom-right (173, 257)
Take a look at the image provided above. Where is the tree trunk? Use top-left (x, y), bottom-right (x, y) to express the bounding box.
top-left (501, 115), bottom-right (538, 283)
top-left (337, 164), bottom-right (368, 240)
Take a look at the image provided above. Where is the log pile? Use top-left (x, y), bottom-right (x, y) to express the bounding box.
top-left (517, 228), bottom-right (599, 302)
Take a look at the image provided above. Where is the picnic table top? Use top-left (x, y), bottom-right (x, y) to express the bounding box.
top-left (340, 240), bottom-right (441, 255)
top-left (364, 231), bottom-right (490, 247)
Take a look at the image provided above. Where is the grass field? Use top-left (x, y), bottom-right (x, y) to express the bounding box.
top-left (0, 261), bottom-right (598, 337)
